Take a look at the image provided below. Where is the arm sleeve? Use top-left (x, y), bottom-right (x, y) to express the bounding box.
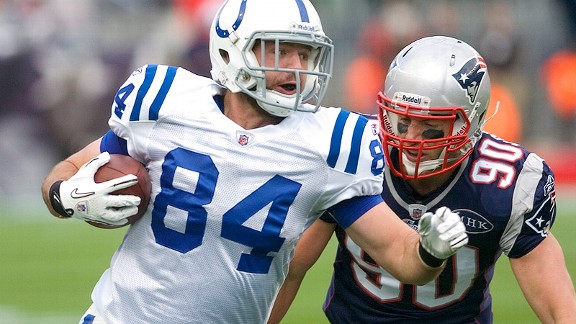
top-left (502, 153), bottom-right (557, 258)
top-left (326, 194), bottom-right (383, 229)
top-left (100, 130), bottom-right (129, 155)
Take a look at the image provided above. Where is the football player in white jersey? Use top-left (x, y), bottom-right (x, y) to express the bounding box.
top-left (41, 2), bottom-right (468, 323)
top-left (269, 36), bottom-right (576, 323)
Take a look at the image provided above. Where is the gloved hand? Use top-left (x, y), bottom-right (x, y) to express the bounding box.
top-left (50, 152), bottom-right (141, 226)
top-left (418, 207), bottom-right (468, 265)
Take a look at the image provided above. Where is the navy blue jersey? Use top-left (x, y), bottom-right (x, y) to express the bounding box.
top-left (322, 133), bottom-right (557, 323)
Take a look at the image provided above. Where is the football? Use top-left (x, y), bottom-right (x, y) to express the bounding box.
top-left (89, 154), bottom-right (152, 229)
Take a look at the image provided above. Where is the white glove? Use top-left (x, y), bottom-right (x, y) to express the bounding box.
top-left (50, 152), bottom-right (141, 226)
top-left (418, 207), bottom-right (468, 262)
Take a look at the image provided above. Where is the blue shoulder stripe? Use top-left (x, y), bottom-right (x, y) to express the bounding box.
top-left (327, 109), bottom-right (349, 168)
top-left (327, 110), bottom-right (369, 174)
top-left (149, 66), bottom-right (178, 120)
top-left (130, 65), bottom-right (178, 121)
top-left (131, 65), bottom-right (157, 121)
top-left (345, 116), bottom-right (368, 174)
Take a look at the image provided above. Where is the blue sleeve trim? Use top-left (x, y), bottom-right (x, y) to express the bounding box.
top-left (327, 195), bottom-right (383, 229)
top-left (100, 130), bottom-right (128, 155)
top-left (319, 212), bottom-right (336, 224)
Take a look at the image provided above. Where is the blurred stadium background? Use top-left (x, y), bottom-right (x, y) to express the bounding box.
top-left (0, 0), bottom-right (574, 323)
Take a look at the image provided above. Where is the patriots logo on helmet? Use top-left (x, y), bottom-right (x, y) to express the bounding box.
top-left (452, 56), bottom-right (487, 104)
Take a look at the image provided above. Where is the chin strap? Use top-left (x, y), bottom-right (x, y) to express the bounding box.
top-left (480, 100), bottom-right (500, 130)
top-left (401, 147), bottom-right (448, 177)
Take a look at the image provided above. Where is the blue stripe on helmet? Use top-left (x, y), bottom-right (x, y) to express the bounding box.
top-left (215, 0), bottom-right (248, 38)
top-left (294, 0), bottom-right (310, 22)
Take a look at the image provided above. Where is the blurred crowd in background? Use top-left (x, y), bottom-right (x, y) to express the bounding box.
top-left (1, 0), bottom-right (575, 201)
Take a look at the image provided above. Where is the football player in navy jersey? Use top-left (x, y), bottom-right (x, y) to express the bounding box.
top-left (40, 2), bottom-right (468, 323)
top-left (269, 36), bottom-right (576, 323)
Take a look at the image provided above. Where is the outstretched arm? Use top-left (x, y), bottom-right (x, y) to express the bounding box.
top-left (511, 233), bottom-right (576, 324)
top-left (268, 219), bottom-right (336, 324)
top-left (345, 202), bottom-right (466, 285)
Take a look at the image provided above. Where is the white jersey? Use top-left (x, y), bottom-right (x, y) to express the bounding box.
top-left (92, 64), bottom-right (383, 323)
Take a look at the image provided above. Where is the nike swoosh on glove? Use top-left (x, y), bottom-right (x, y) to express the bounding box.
top-left (52, 152), bottom-right (141, 226)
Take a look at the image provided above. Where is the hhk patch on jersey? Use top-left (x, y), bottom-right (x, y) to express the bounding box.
top-left (452, 56), bottom-right (487, 105)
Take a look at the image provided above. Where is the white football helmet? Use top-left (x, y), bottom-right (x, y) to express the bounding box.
top-left (209, 0), bottom-right (334, 117)
top-left (377, 36), bottom-right (491, 179)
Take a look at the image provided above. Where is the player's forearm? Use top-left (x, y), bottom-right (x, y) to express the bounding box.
top-left (512, 234), bottom-right (576, 323)
top-left (41, 159), bottom-right (80, 217)
top-left (41, 138), bottom-right (103, 217)
top-left (267, 276), bottom-right (303, 324)
top-left (530, 274), bottom-right (576, 324)
top-left (347, 209), bottom-right (445, 285)
top-left (397, 232), bottom-right (445, 285)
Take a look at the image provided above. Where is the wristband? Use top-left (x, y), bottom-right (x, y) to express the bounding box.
top-left (418, 243), bottom-right (445, 268)
top-left (49, 180), bottom-right (73, 218)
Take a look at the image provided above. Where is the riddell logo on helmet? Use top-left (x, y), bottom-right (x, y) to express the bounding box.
top-left (401, 95), bottom-right (422, 105)
top-left (455, 126), bottom-right (467, 137)
top-left (394, 92), bottom-right (428, 106)
top-left (382, 115), bottom-right (394, 134)
top-left (290, 22), bottom-right (317, 32)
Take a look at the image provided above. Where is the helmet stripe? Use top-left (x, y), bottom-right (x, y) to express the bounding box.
top-left (294, 0), bottom-right (310, 22)
top-left (214, 0), bottom-right (248, 38)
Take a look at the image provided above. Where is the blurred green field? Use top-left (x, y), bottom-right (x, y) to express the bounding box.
top-left (1, 199), bottom-right (574, 323)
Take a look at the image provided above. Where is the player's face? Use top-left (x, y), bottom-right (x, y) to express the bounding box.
top-left (396, 115), bottom-right (452, 162)
top-left (252, 40), bottom-right (311, 96)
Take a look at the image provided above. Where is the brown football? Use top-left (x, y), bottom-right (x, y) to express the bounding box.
top-left (88, 154), bottom-right (151, 229)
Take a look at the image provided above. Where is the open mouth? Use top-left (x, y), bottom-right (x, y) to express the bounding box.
top-left (277, 83), bottom-right (297, 95)
top-left (403, 149), bottom-right (420, 162)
